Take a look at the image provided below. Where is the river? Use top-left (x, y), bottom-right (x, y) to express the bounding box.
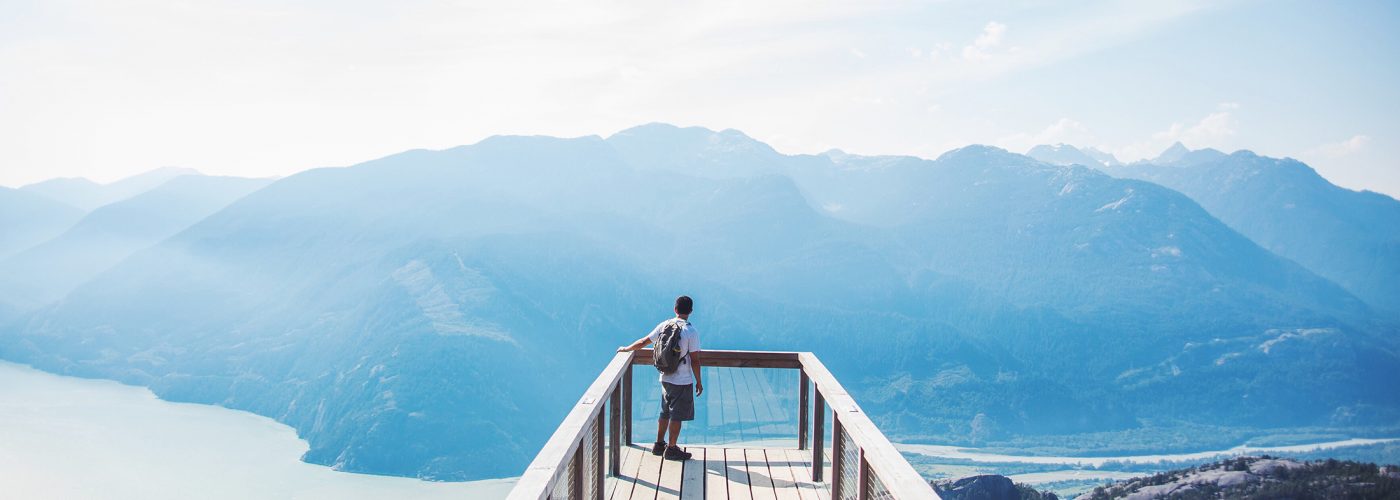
top-left (895, 437), bottom-right (1399, 466)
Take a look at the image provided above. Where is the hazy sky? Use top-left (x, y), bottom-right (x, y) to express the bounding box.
top-left (3, 0), bottom-right (1398, 197)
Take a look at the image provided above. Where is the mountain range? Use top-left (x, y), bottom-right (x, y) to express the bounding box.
top-left (1, 125), bottom-right (1397, 481)
top-left (0, 186), bottom-right (83, 260)
top-left (1031, 141), bottom-right (1400, 314)
top-left (1026, 143), bottom-right (1120, 168)
top-left (0, 175), bottom-right (274, 310)
top-left (19, 167), bottom-right (202, 211)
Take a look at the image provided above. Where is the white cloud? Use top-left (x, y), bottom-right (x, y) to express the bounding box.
top-left (928, 42), bottom-right (953, 62)
top-left (1310, 135), bottom-right (1371, 157)
top-left (1296, 135), bottom-right (1397, 197)
top-left (1178, 111), bottom-right (1237, 143)
top-left (1114, 110), bottom-right (1238, 161)
top-left (962, 21), bottom-right (1008, 61)
top-left (996, 118), bottom-right (1096, 152)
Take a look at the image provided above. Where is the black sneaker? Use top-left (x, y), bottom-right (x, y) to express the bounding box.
top-left (651, 441), bottom-right (666, 456)
top-left (664, 446), bottom-right (692, 461)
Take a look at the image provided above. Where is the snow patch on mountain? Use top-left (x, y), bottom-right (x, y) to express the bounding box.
top-left (1152, 246), bottom-right (1183, 258)
top-left (1257, 328), bottom-right (1335, 354)
top-left (1096, 188), bottom-right (1135, 212)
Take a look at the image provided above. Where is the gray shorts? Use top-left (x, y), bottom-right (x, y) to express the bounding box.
top-left (659, 382), bottom-right (694, 422)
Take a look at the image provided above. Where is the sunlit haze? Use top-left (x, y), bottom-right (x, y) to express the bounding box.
top-left (2, 0), bottom-right (1398, 196)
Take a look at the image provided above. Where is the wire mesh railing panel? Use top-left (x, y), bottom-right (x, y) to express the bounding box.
top-left (582, 413), bottom-right (600, 500)
top-left (836, 426), bottom-right (860, 500)
top-left (629, 366), bottom-right (799, 446)
top-left (867, 471), bottom-right (895, 500)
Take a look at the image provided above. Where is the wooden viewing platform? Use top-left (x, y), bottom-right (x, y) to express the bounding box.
top-left (507, 349), bottom-right (939, 500)
top-left (607, 443), bottom-right (830, 499)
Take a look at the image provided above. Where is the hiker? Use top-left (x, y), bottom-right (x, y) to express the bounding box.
top-left (617, 295), bottom-right (703, 461)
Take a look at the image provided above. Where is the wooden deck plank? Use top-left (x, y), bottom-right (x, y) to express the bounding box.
top-left (613, 445), bottom-right (837, 500)
top-left (679, 447), bottom-right (706, 499)
top-left (703, 447), bottom-right (729, 500)
top-left (779, 449), bottom-right (828, 500)
top-left (723, 448), bottom-right (754, 500)
top-left (745, 448), bottom-right (778, 500)
top-left (607, 444), bottom-right (642, 500)
top-left (657, 448), bottom-right (685, 500)
top-left (779, 449), bottom-right (816, 500)
top-left (631, 442), bottom-right (666, 500)
top-left (772, 448), bottom-right (817, 498)
top-left (764, 449), bottom-right (806, 500)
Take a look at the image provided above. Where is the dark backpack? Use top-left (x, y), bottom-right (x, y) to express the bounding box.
top-left (653, 319), bottom-right (688, 375)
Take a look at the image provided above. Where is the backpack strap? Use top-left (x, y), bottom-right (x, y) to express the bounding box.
top-left (674, 319), bottom-right (689, 364)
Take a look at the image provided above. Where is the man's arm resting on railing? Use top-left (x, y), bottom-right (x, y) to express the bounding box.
top-left (617, 336), bottom-right (651, 352)
top-left (690, 351), bottom-right (703, 396)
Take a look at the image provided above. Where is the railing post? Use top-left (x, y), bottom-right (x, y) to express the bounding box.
top-left (609, 382), bottom-right (621, 477)
top-left (812, 389), bottom-right (825, 482)
top-left (831, 416), bottom-right (844, 500)
top-left (798, 371), bottom-right (809, 450)
top-left (622, 364), bottom-right (633, 446)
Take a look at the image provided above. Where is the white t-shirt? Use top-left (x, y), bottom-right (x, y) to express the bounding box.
top-left (647, 318), bottom-right (701, 385)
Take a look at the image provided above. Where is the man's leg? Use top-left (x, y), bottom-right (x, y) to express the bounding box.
top-left (656, 418), bottom-right (668, 443)
top-left (667, 420), bottom-right (682, 447)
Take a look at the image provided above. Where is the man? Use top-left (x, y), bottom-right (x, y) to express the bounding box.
top-left (617, 295), bottom-right (703, 461)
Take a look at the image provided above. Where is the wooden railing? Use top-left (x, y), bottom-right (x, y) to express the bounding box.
top-left (507, 349), bottom-right (938, 500)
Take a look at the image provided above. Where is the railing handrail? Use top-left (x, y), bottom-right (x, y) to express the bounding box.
top-left (628, 348), bottom-right (802, 368)
top-left (507, 351), bottom-right (632, 500)
top-left (799, 352), bottom-right (938, 498)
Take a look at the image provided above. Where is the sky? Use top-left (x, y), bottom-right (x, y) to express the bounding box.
top-left (2, 0), bottom-right (1398, 197)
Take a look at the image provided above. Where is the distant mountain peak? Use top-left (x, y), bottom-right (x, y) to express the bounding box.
top-left (609, 122), bottom-right (773, 153)
top-left (1154, 141), bottom-right (1192, 163)
top-left (1145, 142), bottom-right (1233, 166)
top-left (939, 144), bottom-right (1014, 160)
top-left (1081, 146), bottom-right (1122, 167)
top-left (1026, 143), bottom-right (1115, 167)
top-left (19, 166), bottom-right (205, 211)
top-left (936, 145), bottom-right (1053, 172)
top-left (611, 121), bottom-right (692, 135)
top-left (605, 122), bottom-right (782, 177)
